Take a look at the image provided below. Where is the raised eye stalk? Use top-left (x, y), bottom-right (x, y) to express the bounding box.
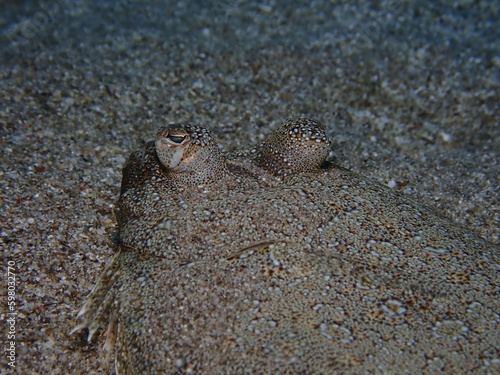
top-left (253, 118), bottom-right (333, 175)
top-left (155, 123), bottom-right (228, 186)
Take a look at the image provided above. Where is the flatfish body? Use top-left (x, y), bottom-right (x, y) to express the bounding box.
top-left (74, 119), bottom-right (499, 375)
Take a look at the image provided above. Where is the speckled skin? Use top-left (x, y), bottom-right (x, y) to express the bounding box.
top-left (74, 119), bottom-right (499, 375)
top-left (252, 118), bottom-right (333, 175)
top-left (154, 124), bottom-right (228, 187)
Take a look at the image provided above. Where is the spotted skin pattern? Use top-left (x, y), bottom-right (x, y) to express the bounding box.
top-left (74, 118), bottom-right (500, 375)
top-left (253, 118), bottom-right (332, 175)
top-left (154, 123), bottom-right (228, 187)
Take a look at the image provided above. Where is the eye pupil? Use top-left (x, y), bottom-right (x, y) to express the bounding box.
top-left (167, 134), bottom-right (188, 144)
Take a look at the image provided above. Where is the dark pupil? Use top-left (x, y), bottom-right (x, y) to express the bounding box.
top-left (167, 134), bottom-right (187, 144)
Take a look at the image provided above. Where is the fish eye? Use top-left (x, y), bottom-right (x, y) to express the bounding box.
top-left (166, 133), bottom-right (188, 145)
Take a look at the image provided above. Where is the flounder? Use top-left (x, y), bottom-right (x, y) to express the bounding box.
top-left (73, 118), bottom-right (499, 374)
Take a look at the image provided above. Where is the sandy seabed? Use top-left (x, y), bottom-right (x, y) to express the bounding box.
top-left (0, 1), bottom-right (498, 374)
